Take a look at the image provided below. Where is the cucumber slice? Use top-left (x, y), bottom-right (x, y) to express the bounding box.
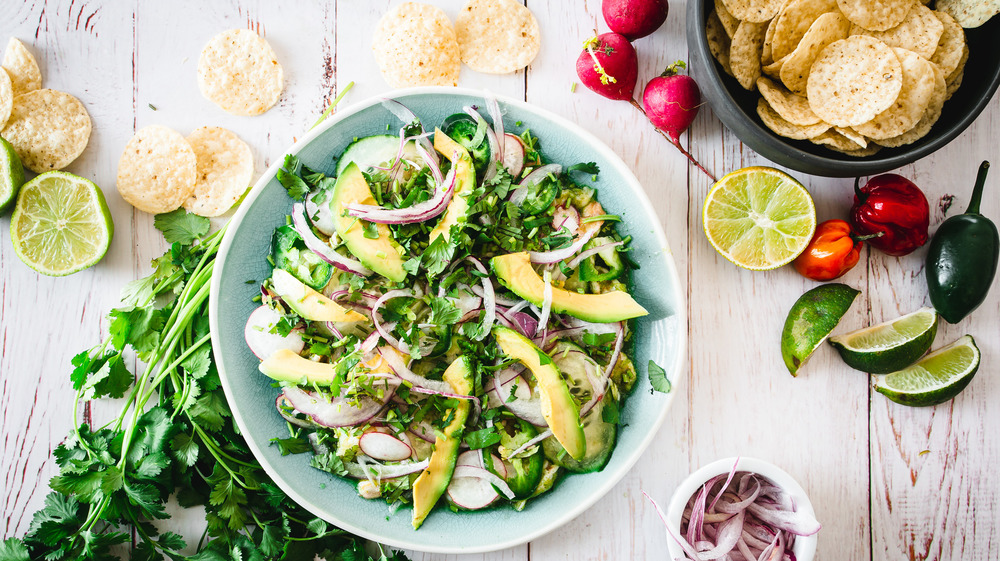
top-left (335, 134), bottom-right (417, 176)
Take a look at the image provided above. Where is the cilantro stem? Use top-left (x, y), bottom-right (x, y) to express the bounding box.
top-left (310, 81), bottom-right (355, 130)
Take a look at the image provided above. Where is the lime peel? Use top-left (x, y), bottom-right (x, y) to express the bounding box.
top-left (875, 335), bottom-right (980, 407)
top-left (829, 307), bottom-right (938, 373)
top-left (780, 283), bottom-right (860, 376)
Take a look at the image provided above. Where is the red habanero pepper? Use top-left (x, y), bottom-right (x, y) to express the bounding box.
top-left (850, 174), bottom-right (929, 256)
top-left (793, 220), bottom-right (878, 281)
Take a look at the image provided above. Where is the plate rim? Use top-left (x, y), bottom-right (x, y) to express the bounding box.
top-left (209, 86), bottom-right (688, 553)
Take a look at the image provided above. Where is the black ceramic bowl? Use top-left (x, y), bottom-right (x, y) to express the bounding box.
top-left (687, 0), bottom-right (1000, 177)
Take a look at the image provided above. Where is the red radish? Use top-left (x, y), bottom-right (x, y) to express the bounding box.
top-left (575, 33), bottom-right (638, 101)
top-left (638, 61), bottom-right (716, 181)
top-left (359, 431), bottom-right (413, 461)
top-left (502, 133), bottom-right (526, 177)
top-left (602, 0), bottom-right (669, 40)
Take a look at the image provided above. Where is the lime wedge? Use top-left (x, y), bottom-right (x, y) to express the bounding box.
top-left (10, 171), bottom-right (114, 276)
top-left (875, 335), bottom-right (979, 407)
top-left (829, 307), bottom-right (938, 373)
top-left (0, 136), bottom-right (26, 213)
top-left (703, 166), bottom-right (816, 270)
top-left (781, 283), bottom-right (860, 376)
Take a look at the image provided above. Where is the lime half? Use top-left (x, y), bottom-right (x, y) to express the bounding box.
top-left (703, 166), bottom-right (816, 270)
top-left (0, 136), bottom-right (26, 213)
top-left (875, 335), bottom-right (979, 407)
top-left (781, 283), bottom-right (860, 376)
top-left (10, 171), bottom-right (114, 276)
top-left (829, 307), bottom-right (938, 373)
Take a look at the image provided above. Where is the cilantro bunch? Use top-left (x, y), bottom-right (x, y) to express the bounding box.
top-left (1, 211), bottom-right (408, 561)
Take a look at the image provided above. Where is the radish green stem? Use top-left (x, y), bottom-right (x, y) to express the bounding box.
top-left (629, 99), bottom-right (716, 182)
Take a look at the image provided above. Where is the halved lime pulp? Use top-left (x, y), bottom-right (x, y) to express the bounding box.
top-left (703, 166), bottom-right (816, 271)
top-left (10, 171), bottom-right (114, 276)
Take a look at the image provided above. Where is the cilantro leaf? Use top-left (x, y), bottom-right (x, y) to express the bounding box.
top-left (428, 297), bottom-right (461, 326)
top-left (648, 360), bottom-right (672, 394)
top-left (464, 427), bottom-right (501, 450)
top-left (170, 432), bottom-right (200, 467)
top-left (567, 162), bottom-right (600, 175)
top-left (601, 399), bottom-right (620, 424)
top-left (154, 209), bottom-right (210, 245)
top-left (271, 436), bottom-right (311, 456)
top-left (278, 154), bottom-right (310, 201)
top-left (0, 538), bottom-right (30, 561)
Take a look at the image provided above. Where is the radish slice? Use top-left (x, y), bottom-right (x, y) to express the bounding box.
top-left (552, 204), bottom-right (580, 234)
top-left (305, 192), bottom-right (338, 236)
top-left (359, 431), bottom-right (413, 461)
top-left (456, 450), bottom-right (507, 479)
top-left (244, 305), bottom-right (305, 359)
top-left (447, 469), bottom-right (500, 510)
top-left (275, 395), bottom-right (313, 428)
top-left (502, 133), bottom-right (526, 177)
top-left (492, 370), bottom-right (546, 426)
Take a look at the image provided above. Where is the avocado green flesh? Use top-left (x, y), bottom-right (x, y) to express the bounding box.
top-left (429, 129), bottom-right (476, 242)
top-left (543, 342), bottom-right (617, 473)
top-left (491, 252), bottom-right (648, 323)
top-left (411, 356), bottom-right (473, 529)
top-left (492, 326), bottom-right (586, 460)
top-left (330, 162), bottom-right (407, 282)
top-left (258, 348), bottom-right (341, 385)
top-left (271, 268), bottom-right (364, 323)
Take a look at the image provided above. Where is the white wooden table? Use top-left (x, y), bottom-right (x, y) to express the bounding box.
top-left (2, 1), bottom-right (998, 559)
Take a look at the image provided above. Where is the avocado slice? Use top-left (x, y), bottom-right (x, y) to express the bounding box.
top-left (412, 355), bottom-right (474, 529)
top-left (428, 128), bottom-right (476, 243)
top-left (330, 162), bottom-right (407, 282)
top-left (492, 326), bottom-right (586, 461)
top-left (543, 342), bottom-right (617, 473)
top-left (259, 348), bottom-right (341, 384)
top-left (491, 252), bottom-right (648, 323)
top-left (271, 268), bottom-right (366, 323)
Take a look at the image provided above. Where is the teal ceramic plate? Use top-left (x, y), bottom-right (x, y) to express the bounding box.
top-left (209, 87), bottom-right (686, 554)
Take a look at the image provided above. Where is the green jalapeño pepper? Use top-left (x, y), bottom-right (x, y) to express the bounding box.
top-left (926, 161), bottom-right (999, 324)
top-left (579, 237), bottom-right (624, 282)
top-left (272, 225), bottom-right (334, 290)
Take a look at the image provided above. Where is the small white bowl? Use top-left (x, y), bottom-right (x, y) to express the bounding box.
top-left (665, 457), bottom-right (818, 561)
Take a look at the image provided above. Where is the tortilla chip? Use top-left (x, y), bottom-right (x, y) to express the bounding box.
top-left (182, 127), bottom-right (254, 217)
top-left (707, 11), bottom-right (735, 77)
top-left (836, 0), bottom-right (916, 31)
top-left (770, 0), bottom-right (838, 61)
top-left (761, 15), bottom-right (780, 64)
top-left (757, 98), bottom-right (831, 139)
top-left (373, 3), bottom-right (461, 88)
top-left (875, 63), bottom-right (946, 147)
top-left (0, 69), bottom-right (12, 129)
top-left (197, 29), bottom-right (283, 116)
top-left (2, 39), bottom-right (41, 96)
top-left (850, 4), bottom-right (943, 59)
top-left (117, 125), bottom-right (197, 215)
top-left (930, 11), bottom-right (966, 78)
top-left (730, 20), bottom-right (770, 89)
top-left (716, 0), bottom-right (742, 38)
top-left (936, 0), bottom-right (1000, 28)
top-left (853, 48), bottom-right (936, 139)
top-left (810, 129), bottom-right (865, 150)
top-left (723, 0), bottom-right (787, 22)
top-left (806, 36), bottom-right (903, 127)
top-left (455, 0), bottom-right (540, 74)
top-left (1, 89), bottom-right (91, 173)
top-left (757, 76), bottom-right (821, 124)
top-left (779, 11), bottom-right (851, 95)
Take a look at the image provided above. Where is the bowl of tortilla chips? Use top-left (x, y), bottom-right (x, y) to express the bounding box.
top-left (688, 0), bottom-right (1000, 177)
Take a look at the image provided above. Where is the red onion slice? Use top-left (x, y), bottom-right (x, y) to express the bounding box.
top-left (281, 385), bottom-right (389, 428)
top-left (275, 395), bottom-right (314, 428)
top-left (377, 346), bottom-right (452, 394)
top-left (290, 203), bottom-right (373, 277)
top-left (343, 458), bottom-right (429, 480)
top-left (305, 191), bottom-right (337, 236)
top-left (528, 227), bottom-right (596, 264)
top-left (506, 428), bottom-right (552, 458)
top-left (566, 240), bottom-right (624, 270)
top-left (485, 95), bottom-right (505, 168)
top-left (381, 98), bottom-right (438, 170)
top-left (415, 142), bottom-right (444, 185)
top-left (745, 503), bottom-right (821, 537)
top-left (345, 165), bottom-right (457, 224)
top-left (463, 107), bottom-right (500, 183)
top-left (371, 289), bottom-right (415, 354)
top-left (466, 257), bottom-right (495, 337)
top-left (537, 269), bottom-right (553, 334)
top-left (578, 323), bottom-right (624, 417)
top-left (491, 369), bottom-right (546, 426)
top-left (510, 163), bottom-right (562, 206)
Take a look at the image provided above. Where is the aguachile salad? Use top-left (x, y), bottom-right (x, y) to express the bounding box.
top-left (244, 98), bottom-right (649, 529)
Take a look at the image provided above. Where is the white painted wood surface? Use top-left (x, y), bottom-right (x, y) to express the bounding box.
top-left (2, 1), bottom-right (998, 559)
